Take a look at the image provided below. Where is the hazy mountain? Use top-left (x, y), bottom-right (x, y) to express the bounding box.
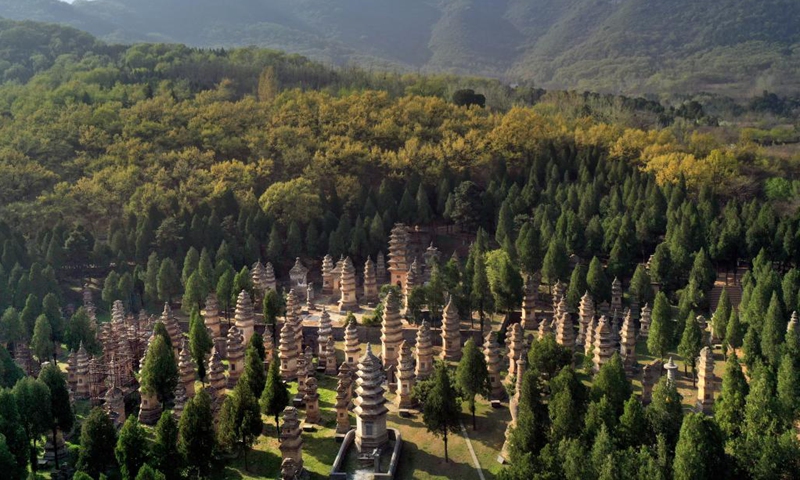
top-left (0, 0), bottom-right (797, 96)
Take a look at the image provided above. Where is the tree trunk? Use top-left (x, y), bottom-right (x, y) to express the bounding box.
top-left (443, 430), bottom-right (449, 463)
top-left (275, 416), bottom-right (280, 440)
top-left (52, 427), bottom-right (59, 469)
top-left (243, 445), bottom-right (249, 472)
top-left (471, 401), bottom-right (476, 431)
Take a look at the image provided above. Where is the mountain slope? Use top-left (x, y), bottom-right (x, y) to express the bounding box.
top-left (0, 0), bottom-right (797, 97)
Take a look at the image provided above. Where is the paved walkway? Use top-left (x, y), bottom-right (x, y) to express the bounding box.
top-left (460, 420), bottom-right (486, 480)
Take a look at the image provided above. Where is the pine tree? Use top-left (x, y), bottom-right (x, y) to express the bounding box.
top-left (13, 376), bottom-right (51, 471)
top-left (30, 314), bottom-right (53, 363)
top-left (422, 362), bottom-right (461, 462)
top-left (157, 258), bottom-right (180, 304)
top-left (760, 292), bottom-right (785, 366)
top-left (590, 424), bottom-right (614, 478)
top-left (397, 188), bottom-right (417, 224)
top-left (495, 201), bottom-right (514, 246)
top-left (677, 312), bottom-right (702, 383)
top-left (485, 249), bottom-right (523, 320)
top-left (629, 264), bottom-right (654, 307)
top-left (116, 416), bottom-right (148, 480)
top-left (140, 335), bottom-right (178, 404)
top-left (260, 356), bottom-right (289, 436)
top-left (102, 270), bottom-right (121, 308)
top-left (216, 268), bottom-right (234, 320)
top-left (591, 352), bottom-right (632, 417)
top-left (586, 256), bottom-right (610, 303)
top-left (38, 363), bottom-right (73, 469)
top-left (135, 464), bottom-right (166, 480)
top-left (178, 389), bottom-right (215, 478)
top-left (649, 242), bottom-right (672, 288)
top-left (471, 248), bottom-right (492, 332)
top-left (711, 289), bottom-right (731, 347)
top-left (286, 221), bottom-right (303, 259)
top-left (688, 248), bottom-right (715, 293)
top-left (565, 263), bottom-right (587, 312)
top-left (618, 394), bottom-right (648, 449)
top-left (77, 407), bottom-right (117, 477)
top-left (182, 271), bottom-right (204, 314)
top-left (647, 291), bottom-right (672, 359)
top-left (725, 309), bottom-right (743, 354)
top-left (515, 222), bottom-right (542, 275)
top-left (263, 289), bottom-right (280, 344)
top-left (0, 388), bottom-right (27, 475)
top-left (456, 339), bottom-right (490, 430)
top-left (181, 247), bottom-right (199, 287)
top-left (188, 309), bottom-right (212, 381)
top-left (0, 307), bottom-right (22, 345)
top-left (673, 413), bottom-right (726, 480)
top-left (144, 252), bottom-right (160, 305)
top-left (646, 377), bottom-right (684, 449)
top-left (542, 237), bottom-right (568, 287)
top-left (65, 307), bottom-right (98, 354)
top-left (416, 184), bottom-right (433, 224)
top-left (231, 267), bottom-right (252, 305)
top-left (151, 411), bottom-right (181, 480)
top-left (547, 367), bottom-right (587, 443)
top-left (776, 353), bottom-right (799, 427)
top-left (217, 380), bottom-right (262, 470)
top-left (241, 341), bottom-right (266, 401)
top-left (196, 248), bottom-right (214, 295)
top-left (20, 294), bottom-right (40, 340)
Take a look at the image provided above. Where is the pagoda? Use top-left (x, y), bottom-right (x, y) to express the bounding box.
top-left (592, 316), bottom-right (615, 373)
top-left (234, 290), bottom-right (255, 345)
top-left (353, 345), bottom-right (389, 452)
top-left (440, 296), bottom-right (462, 361)
top-left (414, 320), bottom-right (434, 380)
top-left (387, 224), bottom-right (411, 290)
top-left (338, 257), bottom-right (358, 312)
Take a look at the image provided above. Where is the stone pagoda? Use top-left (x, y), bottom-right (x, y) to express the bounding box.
top-left (610, 277), bottom-right (623, 315)
top-left (294, 351), bottom-right (308, 407)
top-left (441, 296), bottom-right (462, 361)
top-left (324, 336), bottom-right (338, 375)
top-left (344, 315), bottom-right (361, 365)
top-left (387, 223), bottom-right (411, 290)
top-left (396, 340), bottom-right (416, 410)
top-left (206, 346), bottom-right (227, 414)
top-left (289, 257), bottom-right (309, 288)
top-left (338, 256), bottom-right (359, 312)
top-left (138, 360), bottom-right (163, 428)
top-left (537, 314), bottom-right (553, 340)
top-left (178, 338), bottom-right (197, 398)
top-left (203, 293), bottom-right (223, 350)
top-left (306, 283), bottom-right (315, 311)
top-left (363, 257), bottom-right (379, 307)
top-left (665, 357), bottom-right (678, 384)
top-left (322, 255), bottom-right (335, 295)
top-left (286, 289), bottom-right (304, 358)
top-left (619, 310), bottom-right (637, 375)
top-left (353, 345), bottom-right (389, 453)
top-left (234, 290), bottom-right (255, 346)
top-left (592, 316), bottom-right (615, 373)
top-left (380, 289), bottom-right (403, 384)
top-left (332, 257), bottom-right (344, 294)
top-left (584, 317), bottom-right (597, 359)
top-left (304, 377), bottom-right (321, 425)
top-left (75, 342), bottom-right (90, 399)
top-left (162, 303), bottom-right (182, 354)
top-left (507, 323), bottom-right (525, 379)
top-left (520, 274), bottom-right (537, 332)
top-left (172, 383), bottom-right (188, 422)
top-left (484, 331), bottom-right (504, 400)
top-left (279, 407), bottom-right (304, 473)
top-left (695, 347), bottom-right (716, 414)
top-left (415, 320), bottom-right (434, 380)
top-left (264, 262), bottom-right (277, 291)
top-left (577, 291), bottom-right (594, 347)
top-left (639, 303), bottom-right (652, 338)
top-left (226, 325), bottom-right (245, 388)
top-left (317, 307), bottom-right (332, 358)
top-left (335, 362), bottom-right (353, 436)
top-left (67, 350), bottom-right (78, 393)
top-left (376, 252), bottom-right (387, 285)
top-left (554, 300), bottom-right (575, 350)
top-left (404, 258), bottom-right (420, 312)
top-left (279, 320), bottom-right (299, 380)
top-left (252, 261), bottom-right (268, 299)
top-left (500, 355), bottom-right (526, 464)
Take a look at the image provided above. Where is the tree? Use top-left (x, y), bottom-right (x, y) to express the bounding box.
top-left (181, 247), bottom-right (199, 287)
top-left (566, 263), bottom-right (587, 312)
top-left (485, 249), bottom-right (523, 321)
top-left (216, 268), bottom-right (234, 320)
top-left (38, 363), bottom-right (73, 469)
top-left (196, 248), bottom-right (214, 295)
top-left (178, 389), bottom-right (215, 478)
top-left (263, 289), bottom-right (280, 344)
top-left (0, 435), bottom-right (20, 480)
top-left (0, 389), bottom-right (27, 475)
top-left (618, 394), bottom-right (649, 449)
top-left (715, 353), bottom-right (748, 438)
top-left (241, 341), bottom-right (266, 401)
top-left (41, 292), bottom-right (63, 344)
top-left (470, 246), bottom-right (492, 332)
top-left (77, 407), bottom-right (117, 477)
top-left (116, 416), bottom-right (148, 480)
top-left (260, 357), bottom-right (289, 436)
top-left (542, 237), bottom-right (568, 287)
top-left (217, 381), bottom-right (262, 470)
top-left (30, 314), bottom-right (53, 363)
top-left (527, 334), bottom-right (573, 380)
top-left (647, 291), bottom-right (672, 359)
top-left (135, 464), bottom-right (166, 480)
top-left (646, 377), bottom-right (684, 449)
top-left (456, 338), bottom-right (490, 430)
top-left (629, 264), bottom-right (654, 306)
top-left (776, 353), bottom-right (799, 426)
top-left (157, 258), bottom-right (180, 304)
top-left (649, 242), bottom-right (672, 287)
top-left (688, 248), bottom-right (715, 293)
top-left (591, 352), bottom-right (631, 417)
top-left (189, 310), bottom-right (212, 382)
top-left (416, 184), bottom-right (433, 224)
top-left (20, 294), bottom-right (40, 340)
top-left (725, 309), bottom-right (743, 354)
top-left (259, 178), bottom-right (322, 226)
top-left (586, 256), bottom-right (610, 303)
top-left (548, 367), bottom-right (588, 443)
top-left (182, 271), bottom-right (204, 314)
top-left (515, 222), bottom-right (541, 275)
top-left (12, 377), bottom-right (51, 471)
top-left (139, 335), bottom-right (178, 405)
top-left (677, 312), bottom-right (702, 382)
top-left (144, 252), bottom-right (160, 305)
top-left (102, 270), bottom-right (121, 308)
top-left (508, 368), bottom-right (549, 464)
top-left (452, 89), bottom-right (486, 108)
top-left (449, 181), bottom-right (484, 230)
top-left (151, 412), bottom-right (181, 480)
top-left (711, 288), bottom-right (731, 347)
top-left (0, 307), bottom-right (23, 346)
top-left (760, 292), bottom-right (785, 366)
top-left (673, 413), bottom-right (726, 480)
top-left (422, 362), bottom-right (460, 462)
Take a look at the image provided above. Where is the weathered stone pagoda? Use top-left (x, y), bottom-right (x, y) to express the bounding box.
top-left (554, 299), bottom-right (575, 350)
top-left (234, 290), bottom-right (255, 346)
top-left (380, 289), bottom-right (403, 383)
top-left (344, 315), bottom-right (361, 365)
top-left (441, 296), bottom-right (462, 361)
top-left (304, 376), bottom-right (321, 425)
top-left (178, 338), bottom-right (197, 398)
top-left (317, 307), bottom-right (332, 358)
top-left (610, 277), bottom-right (622, 315)
top-left (279, 407), bottom-right (304, 473)
top-left (387, 224), bottom-right (411, 290)
top-left (577, 291), bottom-right (594, 347)
top-left (592, 316), bottom-right (615, 373)
top-left (338, 257), bottom-right (358, 312)
top-left (75, 342), bottom-right (90, 399)
top-left (484, 331), bottom-right (504, 400)
top-left (695, 347), bottom-right (716, 414)
top-left (521, 274), bottom-right (537, 332)
top-left (619, 310), bottom-right (637, 375)
top-left (290, 258), bottom-right (309, 288)
top-left (162, 303), bottom-right (182, 354)
top-left (507, 323), bottom-right (525, 378)
top-left (335, 362), bottom-right (353, 436)
top-left (203, 293), bottom-right (224, 352)
top-left (353, 345), bottom-right (389, 453)
top-left (264, 262), bottom-right (277, 291)
top-left (279, 320), bottom-right (299, 380)
top-left (207, 346), bottom-right (227, 414)
top-left (324, 336), bottom-right (337, 375)
top-left (415, 320), bottom-right (434, 380)
top-left (396, 340), bottom-right (416, 409)
top-left (639, 303), bottom-right (652, 338)
top-left (537, 314), bottom-right (553, 340)
top-left (363, 257), bottom-right (379, 307)
top-left (322, 255), bottom-right (335, 295)
top-left (376, 251), bottom-right (387, 285)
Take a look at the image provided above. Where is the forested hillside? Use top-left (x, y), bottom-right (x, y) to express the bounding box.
top-left (0, 0), bottom-right (797, 97)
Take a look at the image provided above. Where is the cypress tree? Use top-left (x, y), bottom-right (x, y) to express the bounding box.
top-left (157, 258), bottom-right (180, 304)
top-left (416, 184), bottom-right (433, 224)
top-left (542, 237), bottom-right (568, 287)
top-left (422, 362), bottom-right (460, 462)
top-left (241, 341), bottom-right (266, 401)
top-left (140, 335), bottom-right (178, 405)
top-left (77, 408), bottom-right (117, 477)
top-left (647, 291), bottom-right (672, 359)
top-left (135, 464), bottom-right (166, 480)
top-left (760, 292), bottom-right (785, 366)
top-left (178, 389), bottom-right (215, 478)
top-left (566, 263), bottom-right (587, 312)
top-left (586, 256), bottom-right (610, 303)
top-left (196, 248), bottom-right (214, 294)
top-left (456, 338), bottom-right (490, 430)
top-left (151, 412), bottom-right (181, 480)
top-left (115, 416), bottom-right (148, 480)
top-left (217, 381), bottom-right (262, 470)
top-left (673, 413), bottom-right (726, 480)
top-left (144, 252), bottom-right (160, 305)
top-left (181, 247), bottom-right (199, 287)
top-left (618, 394), bottom-right (648, 449)
top-left (182, 271), bottom-right (204, 314)
top-left (629, 264), bottom-right (654, 306)
top-left (30, 314), bottom-right (53, 363)
top-left (591, 352), bottom-right (631, 417)
top-left (715, 354), bottom-right (748, 438)
top-left (725, 309), bottom-right (743, 353)
top-left (102, 271), bottom-right (121, 309)
top-left (677, 312), bottom-right (702, 382)
top-left (38, 363), bottom-right (73, 469)
top-left (188, 308), bottom-right (212, 381)
top-left (646, 377), bottom-right (684, 449)
top-left (776, 353), bottom-right (799, 427)
top-left (711, 288), bottom-right (731, 347)
top-left (260, 357), bottom-right (289, 437)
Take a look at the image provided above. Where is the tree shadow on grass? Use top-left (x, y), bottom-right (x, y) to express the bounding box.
top-left (218, 446), bottom-right (281, 479)
top-left (395, 438), bottom-right (475, 480)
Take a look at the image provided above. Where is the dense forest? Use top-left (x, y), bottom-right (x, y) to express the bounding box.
top-left (0, 0), bottom-right (798, 97)
top-left (0, 18), bottom-right (797, 480)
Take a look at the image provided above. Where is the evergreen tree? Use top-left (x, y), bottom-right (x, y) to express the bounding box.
top-left (629, 264), bottom-right (654, 307)
top-left (0, 307), bottom-right (22, 345)
top-left (13, 376), bottom-right (51, 471)
top-left (178, 389), bottom-right (215, 479)
top-left (65, 307), bottom-right (98, 354)
top-left (102, 270), bottom-right (121, 308)
top-left (515, 222), bottom-right (541, 275)
top-left (760, 292), bottom-right (785, 366)
top-left (135, 464), bottom-right (166, 480)
top-left (456, 338), bottom-right (490, 430)
top-left (725, 309), bottom-right (743, 353)
top-left (485, 249), bottom-right (523, 321)
top-left (649, 242), bottom-right (672, 288)
top-left (776, 353), bottom-right (799, 426)
top-left (216, 268), bottom-right (234, 320)
top-left (711, 288), bottom-right (731, 347)
top-left (618, 394), bottom-right (649, 449)
top-left (19, 294), bottom-right (40, 340)
top-left (742, 321), bottom-right (762, 366)
top-left (196, 248), bottom-right (214, 295)
top-left (77, 407), bottom-right (117, 477)
top-left (673, 413), bottom-right (726, 480)
top-left (591, 352), bottom-right (631, 417)
top-left (182, 271), bottom-right (204, 314)
top-left (508, 369), bottom-right (549, 463)
top-left (118, 272), bottom-right (134, 310)
top-left (267, 224), bottom-right (283, 262)
top-left (217, 380), bottom-right (262, 470)
top-left (647, 291), bottom-right (672, 359)
top-left (38, 363), bottom-right (73, 469)
top-left (144, 252), bottom-right (160, 305)
top-left (41, 292), bottom-right (63, 343)
top-left (397, 187), bottom-right (417, 224)
top-left (677, 312), bottom-right (702, 382)
top-left (495, 201), bottom-right (514, 246)
top-left (542, 237), bottom-right (568, 287)
top-left (157, 258), bottom-right (180, 303)
top-left (188, 309), bottom-right (212, 381)
top-left (263, 289), bottom-right (280, 344)
top-left (590, 424), bottom-right (614, 478)
top-left (151, 411), bottom-right (181, 480)
top-left (565, 263), bottom-right (587, 312)
top-left (646, 377), bottom-right (684, 449)
top-left (586, 256), bottom-right (610, 303)
top-left (416, 184), bottom-right (433, 224)
top-left (260, 357), bottom-right (289, 436)
top-left (139, 335), bottom-right (178, 405)
top-left (116, 416), bottom-right (148, 480)
top-left (181, 247), bottom-right (199, 287)
top-left (688, 248), bottom-right (715, 293)
top-left (0, 388), bottom-right (27, 475)
top-left (241, 341), bottom-right (266, 401)
top-left (470, 247), bottom-right (492, 332)
top-left (527, 334), bottom-right (573, 380)
top-left (30, 314), bottom-right (53, 363)
top-left (286, 221), bottom-right (303, 259)
top-left (548, 367), bottom-right (587, 443)
top-left (422, 362), bottom-right (460, 462)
